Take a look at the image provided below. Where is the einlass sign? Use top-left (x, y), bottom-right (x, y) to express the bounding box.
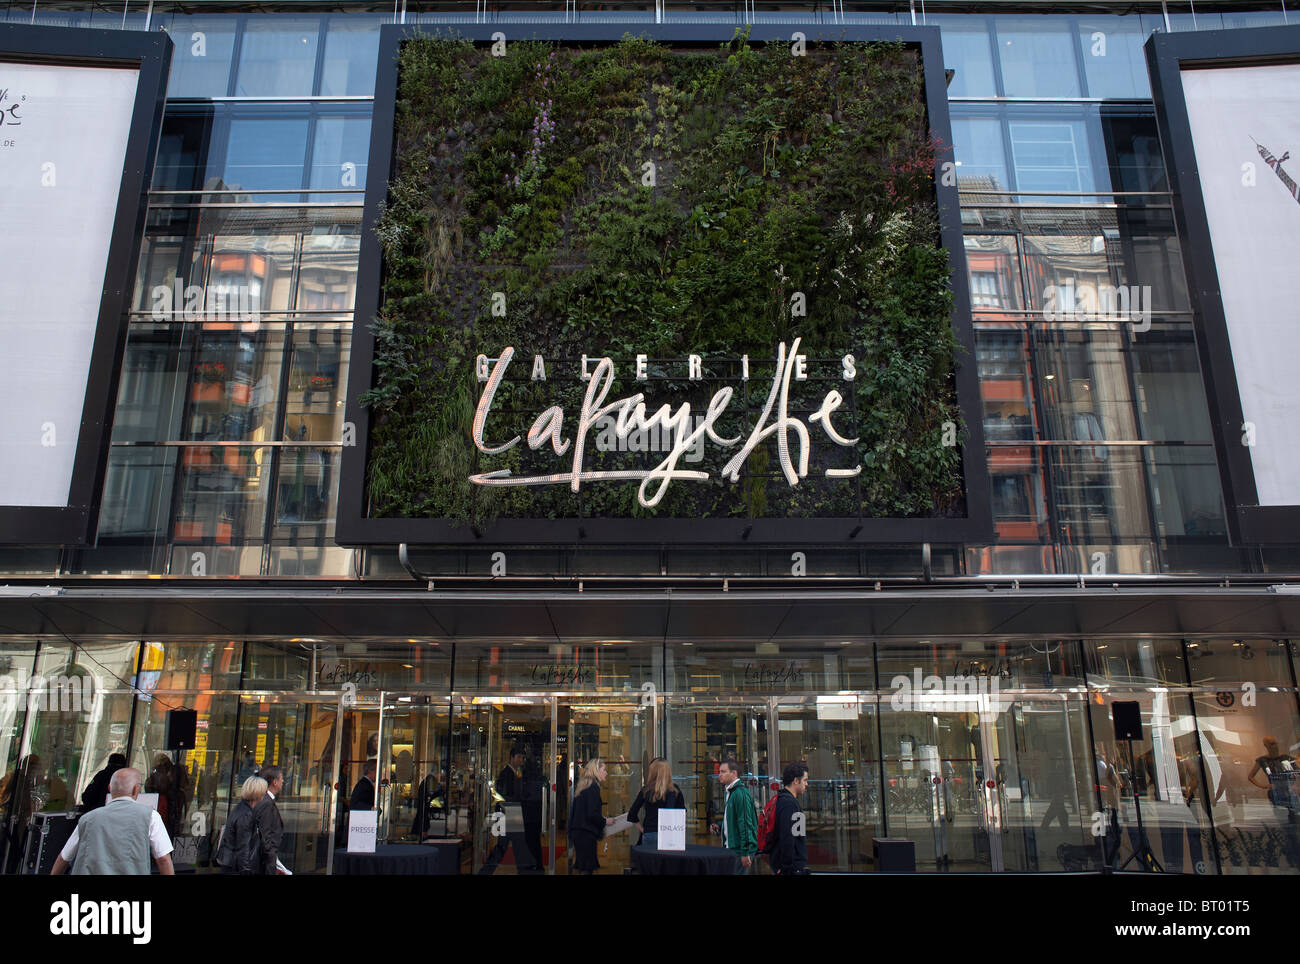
top-left (471, 338), bottom-right (874, 509)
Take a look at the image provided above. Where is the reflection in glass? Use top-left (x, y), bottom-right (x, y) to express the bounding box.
top-left (234, 18), bottom-right (321, 97)
top-left (995, 17), bottom-right (1082, 98)
top-left (164, 16), bottom-right (237, 97)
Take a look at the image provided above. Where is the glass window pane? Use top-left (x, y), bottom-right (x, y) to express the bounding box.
top-left (965, 235), bottom-right (1023, 310)
top-left (221, 116), bottom-right (310, 192)
top-left (25, 642), bottom-right (140, 816)
top-left (320, 15), bottom-right (384, 96)
top-left (1077, 16), bottom-right (1151, 99)
top-left (283, 323), bottom-right (350, 445)
top-left (1197, 688), bottom-right (1300, 874)
top-left (932, 16), bottom-right (997, 97)
top-left (297, 234), bottom-right (360, 311)
top-left (995, 17), bottom-right (1082, 98)
top-left (206, 233), bottom-right (297, 314)
top-left (172, 445), bottom-right (272, 545)
top-left (97, 446), bottom-right (179, 541)
top-left (1089, 692), bottom-right (1214, 874)
top-left (234, 18), bottom-right (321, 97)
top-left (274, 447), bottom-right (339, 541)
top-left (951, 114), bottom-right (1010, 192)
top-left (153, 108), bottom-right (220, 193)
top-left (112, 325), bottom-right (192, 442)
top-left (309, 115), bottom-right (372, 191)
top-left (185, 327), bottom-right (286, 443)
top-left (1009, 120), bottom-right (1095, 194)
top-left (1086, 639), bottom-right (1185, 686)
top-left (164, 16), bottom-right (237, 97)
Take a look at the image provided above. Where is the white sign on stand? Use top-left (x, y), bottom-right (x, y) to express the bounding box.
top-left (348, 810), bottom-right (378, 854)
top-left (657, 808), bottom-right (686, 851)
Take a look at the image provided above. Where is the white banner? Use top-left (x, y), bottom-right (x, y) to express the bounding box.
top-left (1181, 63), bottom-right (1300, 508)
top-left (0, 60), bottom-right (139, 507)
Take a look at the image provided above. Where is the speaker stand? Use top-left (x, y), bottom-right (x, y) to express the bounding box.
top-left (1117, 738), bottom-right (1163, 873)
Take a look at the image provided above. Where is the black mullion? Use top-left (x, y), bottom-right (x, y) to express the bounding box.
top-left (1181, 637), bottom-right (1222, 875)
top-left (226, 13), bottom-right (244, 98)
top-left (262, 234), bottom-right (305, 568)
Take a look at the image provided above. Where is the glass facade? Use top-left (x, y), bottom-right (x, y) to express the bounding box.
top-left (2, 0), bottom-right (1298, 877)
top-left (4, 637), bottom-right (1298, 875)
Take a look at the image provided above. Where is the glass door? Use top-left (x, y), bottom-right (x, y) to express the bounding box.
top-left (986, 694), bottom-right (1097, 872)
top-left (231, 694), bottom-right (344, 875)
top-left (562, 701), bottom-right (653, 874)
top-left (664, 699), bottom-right (772, 852)
top-left (452, 696), bottom-right (555, 875)
top-left (374, 694), bottom-right (454, 847)
top-left (878, 697), bottom-right (997, 871)
top-left (774, 696), bottom-right (882, 873)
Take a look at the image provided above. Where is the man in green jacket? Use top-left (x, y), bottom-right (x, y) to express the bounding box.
top-left (718, 757), bottom-right (758, 874)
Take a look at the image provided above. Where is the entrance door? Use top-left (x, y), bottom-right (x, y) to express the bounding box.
top-left (664, 699), bottom-right (772, 853)
top-left (231, 694), bottom-right (344, 875)
top-left (562, 702), bottom-right (653, 874)
top-left (452, 696), bottom-right (555, 875)
top-left (373, 694), bottom-right (455, 847)
top-left (878, 696), bottom-right (1000, 871)
top-left (774, 697), bottom-right (881, 872)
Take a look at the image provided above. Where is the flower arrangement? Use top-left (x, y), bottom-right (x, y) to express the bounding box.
top-left (308, 374), bottom-right (333, 391)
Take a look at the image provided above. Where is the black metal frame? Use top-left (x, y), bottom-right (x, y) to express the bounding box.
top-left (0, 24), bottom-right (172, 545)
top-left (338, 22), bottom-right (991, 546)
top-left (1146, 25), bottom-right (1300, 546)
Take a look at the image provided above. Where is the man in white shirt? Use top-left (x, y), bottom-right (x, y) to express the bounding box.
top-left (51, 767), bottom-right (174, 875)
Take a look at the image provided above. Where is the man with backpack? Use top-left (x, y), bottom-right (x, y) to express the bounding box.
top-left (761, 762), bottom-right (810, 875)
top-left (717, 757), bottom-right (757, 873)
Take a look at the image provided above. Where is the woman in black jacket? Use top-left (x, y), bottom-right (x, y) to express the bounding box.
top-left (628, 757), bottom-right (685, 848)
top-left (216, 776), bottom-right (266, 874)
top-left (568, 758), bottom-right (614, 874)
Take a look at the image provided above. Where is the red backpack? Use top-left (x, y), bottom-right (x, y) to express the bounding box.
top-left (755, 787), bottom-right (781, 854)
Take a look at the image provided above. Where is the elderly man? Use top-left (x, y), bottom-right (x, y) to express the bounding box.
top-left (51, 767), bottom-right (174, 875)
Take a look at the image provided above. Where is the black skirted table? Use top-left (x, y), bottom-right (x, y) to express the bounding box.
top-left (630, 844), bottom-right (740, 875)
top-left (333, 841), bottom-right (461, 875)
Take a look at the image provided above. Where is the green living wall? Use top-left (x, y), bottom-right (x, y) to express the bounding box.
top-left (364, 30), bottom-right (965, 525)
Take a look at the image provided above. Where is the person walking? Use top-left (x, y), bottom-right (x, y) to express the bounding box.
top-left (480, 747), bottom-right (537, 874)
top-left (50, 768), bottom-right (174, 875)
top-left (253, 765), bottom-right (286, 875)
top-left (717, 757), bottom-right (758, 873)
top-left (215, 775), bottom-right (267, 875)
top-left (768, 762), bottom-right (810, 875)
top-left (569, 757), bottom-right (615, 875)
top-left (628, 757), bottom-right (685, 848)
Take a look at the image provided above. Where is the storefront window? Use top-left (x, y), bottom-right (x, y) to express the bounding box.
top-left (457, 643), bottom-right (658, 695)
top-left (245, 640), bottom-right (450, 692)
top-left (13, 643), bottom-right (140, 843)
top-left (1088, 690), bottom-right (1214, 873)
top-left (667, 643), bottom-right (857, 693)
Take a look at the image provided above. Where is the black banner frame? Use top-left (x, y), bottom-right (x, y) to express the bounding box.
top-left (0, 23), bottom-right (172, 545)
top-left (1146, 25), bottom-right (1300, 546)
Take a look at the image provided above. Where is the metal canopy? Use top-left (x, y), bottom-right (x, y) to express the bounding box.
top-left (0, 585), bottom-right (1296, 642)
